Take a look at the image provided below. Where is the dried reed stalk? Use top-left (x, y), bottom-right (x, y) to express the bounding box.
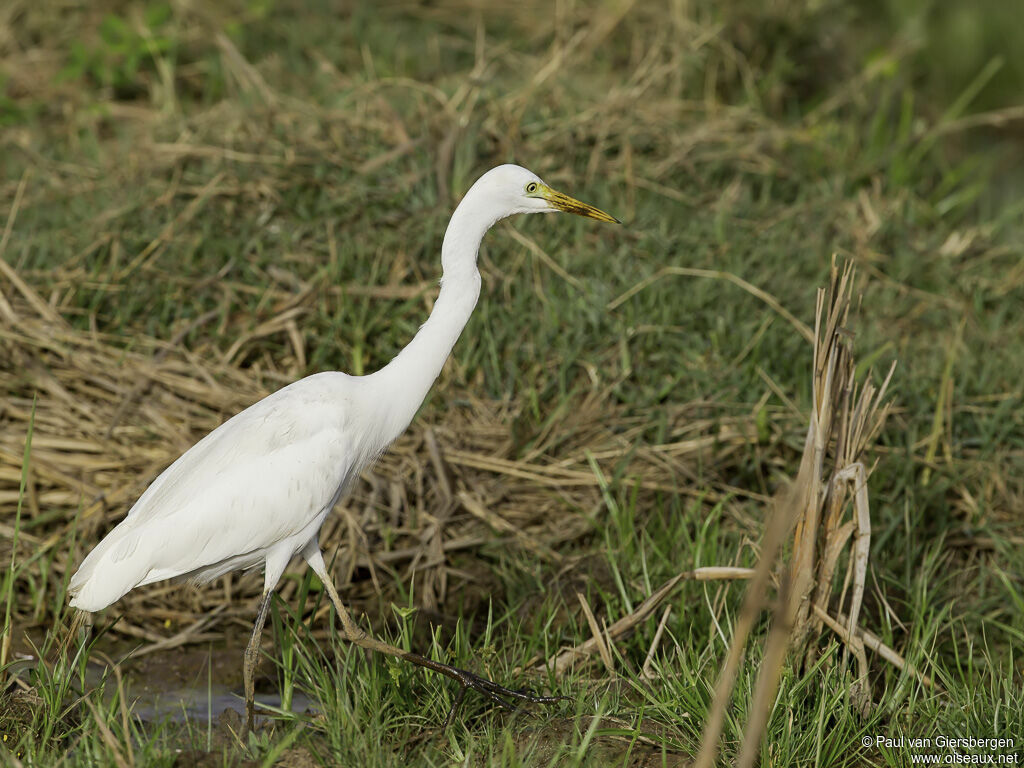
top-left (696, 258), bottom-right (900, 767)
top-left (789, 260), bottom-right (896, 683)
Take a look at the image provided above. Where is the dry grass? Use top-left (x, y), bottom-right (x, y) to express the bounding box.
top-left (0, 252), bottom-right (773, 641)
top-left (1, 1), bottom-right (1022, 764)
top-left (0, 1), bottom-right (811, 637)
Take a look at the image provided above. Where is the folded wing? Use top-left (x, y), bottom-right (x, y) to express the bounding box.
top-left (69, 374), bottom-right (357, 611)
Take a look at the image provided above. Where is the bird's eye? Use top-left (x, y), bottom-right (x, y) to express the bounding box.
top-left (526, 182), bottom-right (538, 194)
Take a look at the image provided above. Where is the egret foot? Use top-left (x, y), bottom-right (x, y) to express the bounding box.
top-left (304, 546), bottom-right (567, 727)
top-left (397, 649), bottom-right (568, 728)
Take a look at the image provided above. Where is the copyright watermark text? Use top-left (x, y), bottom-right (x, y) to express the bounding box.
top-left (861, 735), bottom-right (1020, 764)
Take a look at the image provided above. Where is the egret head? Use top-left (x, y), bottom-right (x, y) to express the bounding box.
top-left (472, 164), bottom-right (619, 223)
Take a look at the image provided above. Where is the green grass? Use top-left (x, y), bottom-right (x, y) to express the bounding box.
top-left (2, 0), bottom-right (1023, 765)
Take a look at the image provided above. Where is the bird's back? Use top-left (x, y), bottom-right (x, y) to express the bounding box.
top-left (69, 372), bottom-right (369, 611)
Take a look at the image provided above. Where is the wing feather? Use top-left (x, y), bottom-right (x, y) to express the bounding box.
top-left (69, 373), bottom-right (362, 611)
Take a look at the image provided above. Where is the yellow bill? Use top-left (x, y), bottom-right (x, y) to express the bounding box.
top-left (538, 184), bottom-right (620, 224)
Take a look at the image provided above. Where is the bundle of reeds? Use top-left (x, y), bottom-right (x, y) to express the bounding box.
top-left (694, 259), bottom-right (914, 767)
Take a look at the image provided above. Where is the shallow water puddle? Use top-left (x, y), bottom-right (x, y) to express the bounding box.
top-left (127, 680), bottom-right (315, 724)
top-left (99, 644), bottom-right (315, 725)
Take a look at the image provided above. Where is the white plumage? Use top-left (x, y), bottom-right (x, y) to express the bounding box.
top-left (70, 372), bottom-right (367, 609)
top-left (68, 164), bottom-right (618, 730)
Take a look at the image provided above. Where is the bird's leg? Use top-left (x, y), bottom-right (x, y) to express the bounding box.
top-left (321, 575), bottom-right (564, 721)
top-left (305, 550), bottom-right (565, 726)
top-left (243, 590), bottom-right (274, 735)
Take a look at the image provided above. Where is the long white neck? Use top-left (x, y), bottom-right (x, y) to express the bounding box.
top-left (365, 189), bottom-right (504, 445)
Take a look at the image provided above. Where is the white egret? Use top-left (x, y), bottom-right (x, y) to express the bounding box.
top-left (68, 164), bottom-right (618, 731)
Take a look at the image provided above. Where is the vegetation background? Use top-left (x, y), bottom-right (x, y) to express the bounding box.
top-left (1, 0), bottom-right (1022, 765)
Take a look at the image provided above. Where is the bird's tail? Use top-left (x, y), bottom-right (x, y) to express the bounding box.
top-left (68, 523), bottom-right (152, 612)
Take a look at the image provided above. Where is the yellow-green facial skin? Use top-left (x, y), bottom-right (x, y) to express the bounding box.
top-left (534, 184), bottom-right (620, 223)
